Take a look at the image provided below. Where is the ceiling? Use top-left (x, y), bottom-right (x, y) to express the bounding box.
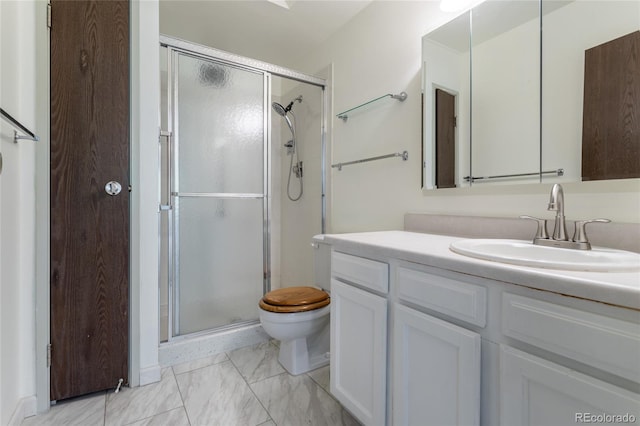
top-left (159, 0), bottom-right (374, 68)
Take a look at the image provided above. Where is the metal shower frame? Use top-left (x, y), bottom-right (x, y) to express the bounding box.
top-left (159, 35), bottom-right (327, 342)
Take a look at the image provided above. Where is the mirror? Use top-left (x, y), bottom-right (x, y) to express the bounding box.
top-left (541, 1), bottom-right (640, 183)
top-left (422, 0), bottom-right (640, 190)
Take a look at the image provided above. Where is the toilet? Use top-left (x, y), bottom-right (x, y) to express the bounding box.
top-left (259, 236), bottom-right (331, 375)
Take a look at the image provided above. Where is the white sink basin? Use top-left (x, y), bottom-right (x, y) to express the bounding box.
top-left (450, 239), bottom-right (640, 272)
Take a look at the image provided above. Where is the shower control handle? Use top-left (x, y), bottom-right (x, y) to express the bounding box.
top-left (105, 181), bottom-right (122, 196)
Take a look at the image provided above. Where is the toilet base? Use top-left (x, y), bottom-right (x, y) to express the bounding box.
top-left (277, 324), bottom-right (330, 375)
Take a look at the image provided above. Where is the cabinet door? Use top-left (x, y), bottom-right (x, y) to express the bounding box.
top-left (393, 304), bottom-right (481, 426)
top-left (500, 345), bottom-right (640, 426)
top-left (331, 279), bottom-right (387, 426)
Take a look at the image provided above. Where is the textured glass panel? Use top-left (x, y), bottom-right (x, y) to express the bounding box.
top-left (175, 197), bottom-right (264, 335)
top-left (176, 53), bottom-right (264, 194)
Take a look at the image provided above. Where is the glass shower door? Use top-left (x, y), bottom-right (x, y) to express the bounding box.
top-left (171, 52), bottom-right (268, 336)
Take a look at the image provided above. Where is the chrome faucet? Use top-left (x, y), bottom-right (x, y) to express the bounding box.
top-left (520, 184), bottom-right (610, 250)
top-left (548, 184), bottom-right (568, 241)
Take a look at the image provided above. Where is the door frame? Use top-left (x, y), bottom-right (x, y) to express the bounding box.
top-left (35, 0), bottom-right (160, 412)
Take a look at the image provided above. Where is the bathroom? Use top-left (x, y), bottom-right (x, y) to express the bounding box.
top-left (0, 0), bottom-right (638, 425)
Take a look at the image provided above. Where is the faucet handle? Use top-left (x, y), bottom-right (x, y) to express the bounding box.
top-left (572, 218), bottom-right (611, 244)
top-left (519, 215), bottom-right (549, 240)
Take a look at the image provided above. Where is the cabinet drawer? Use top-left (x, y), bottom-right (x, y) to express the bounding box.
top-left (396, 266), bottom-right (487, 327)
top-left (502, 293), bottom-right (640, 382)
top-left (331, 251), bottom-right (389, 294)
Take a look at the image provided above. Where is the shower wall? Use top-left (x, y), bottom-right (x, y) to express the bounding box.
top-left (270, 77), bottom-right (283, 291)
top-left (275, 78), bottom-right (323, 289)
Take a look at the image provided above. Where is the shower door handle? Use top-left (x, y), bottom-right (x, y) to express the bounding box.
top-left (105, 181), bottom-right (122, 196)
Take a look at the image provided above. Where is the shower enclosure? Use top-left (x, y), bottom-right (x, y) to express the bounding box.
top-left (159, 37), bottom-right (326, 342)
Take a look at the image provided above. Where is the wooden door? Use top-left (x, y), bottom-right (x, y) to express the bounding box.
top-left (50, 0), bottom-right (130, 401)
top-left (435, 88), bottom-right (456, 188)
top-left (582, 31), bottom-right (640, 181)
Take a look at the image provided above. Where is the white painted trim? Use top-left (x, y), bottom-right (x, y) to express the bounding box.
top-left (130, 0), bottom-right (160, 389)
top-left (7, 396), bottom-right (37, 426)
top-left (139, 365), bottom-right (162, 386)
top-left (35, 0), bottom-right (51, 414)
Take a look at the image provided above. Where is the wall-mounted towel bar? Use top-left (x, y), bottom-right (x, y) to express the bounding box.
top-left (332, 151), bottom-right (408, 171)
top-left (464, 168), bottom-right (564, 182)
top-left (0, 107), bottom-right (39, 143)
top-left (337, 92), bottom-right (407, 122)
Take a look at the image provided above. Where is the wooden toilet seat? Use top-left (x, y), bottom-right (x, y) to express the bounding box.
top-left (259, 286), bottom-right (330, 313)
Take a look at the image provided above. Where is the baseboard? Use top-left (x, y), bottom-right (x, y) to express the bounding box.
top-left (139, 364), bottom-right (162, 386)
top-left (159, 322), bottom-right (269, 367)
top-left (7, 395), bottom-right (37, 426)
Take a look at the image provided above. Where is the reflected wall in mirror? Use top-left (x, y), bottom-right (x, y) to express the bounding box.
top-left (471, 0), bottom-right (540, 186)
top-left (422, 0), bottom-right (640, 190)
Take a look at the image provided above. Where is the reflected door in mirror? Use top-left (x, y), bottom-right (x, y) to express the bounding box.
top-left (436, 88), bottom-right (456, 188)
top-left (582, 31), bottom-right (640, 181)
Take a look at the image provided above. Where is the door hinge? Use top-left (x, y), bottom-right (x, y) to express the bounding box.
top-left (159, 130), bottom-right (171, 143)
top-left (47, 3), bottom-right (52, 29)
top-left (159, 204), bottom-right (172, 211)
top-left (47, 344), bottom-right (52, 367)
top-left (453, 116), bottom-right (457, 128)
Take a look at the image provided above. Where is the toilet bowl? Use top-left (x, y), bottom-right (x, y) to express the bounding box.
top-left (258, 237), bottom-right (331, 375)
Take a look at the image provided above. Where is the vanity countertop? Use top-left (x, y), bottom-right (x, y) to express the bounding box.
top-left (321, 231), bottom-right (640, 310)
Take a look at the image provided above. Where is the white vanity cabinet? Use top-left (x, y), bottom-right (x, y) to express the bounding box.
top-left (393, 264), bottom-right (484, 426)
top-left (501, 345), bottom-right (640, 426)
top-left (325, 231), bottom-right (640, 426)
top-left (330, 252), bottom-right (389, 426)
top-left (500, 293), bottom-right (640, 426)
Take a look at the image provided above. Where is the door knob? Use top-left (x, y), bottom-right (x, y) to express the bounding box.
top-left (105, 181), bottom-right (122, 196)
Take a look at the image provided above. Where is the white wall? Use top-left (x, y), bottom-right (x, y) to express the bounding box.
top-left (0, 1), bottom-right (38, 424)
top-left (472, 12), bottom-right (539, 181)
top-left (292, 1), bottom-right (640, 232)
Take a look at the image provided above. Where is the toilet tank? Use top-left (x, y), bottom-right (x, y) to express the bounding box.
top-left (312, 235), bottom-right (331, 292)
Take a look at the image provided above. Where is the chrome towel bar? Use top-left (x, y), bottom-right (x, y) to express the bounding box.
top-left (332, 151), bottom-right (408, 171)
top-left (0, 107), bottom-right (39, 143)
top-left (464, 168), bottom-right (564, 182)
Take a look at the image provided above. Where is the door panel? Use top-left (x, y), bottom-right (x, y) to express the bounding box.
top-left (330, 279), bottom-right (387, 426)
top-left (50, 0), bottom-right (129, 401)
top-left (582, 31), bottom-right (640, 181)
top-left (171, 52), bottom-right (267, 337)
top-left (435, 88), bottom-right (456, 189)
top-left (175, 197), bottom-right (264, 335)
top-left (393, 304), bottom-right (481, 426)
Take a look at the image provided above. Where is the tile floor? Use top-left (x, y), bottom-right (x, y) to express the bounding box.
top-left (21, 341), bottom-right (360, 426)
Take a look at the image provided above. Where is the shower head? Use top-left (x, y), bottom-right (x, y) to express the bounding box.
top-left (272, 95), bottom-right (303, 116)
top-left (272, 102), bottom-right (287, 117)
top-left (273, 102), bottom-right (295, 135)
